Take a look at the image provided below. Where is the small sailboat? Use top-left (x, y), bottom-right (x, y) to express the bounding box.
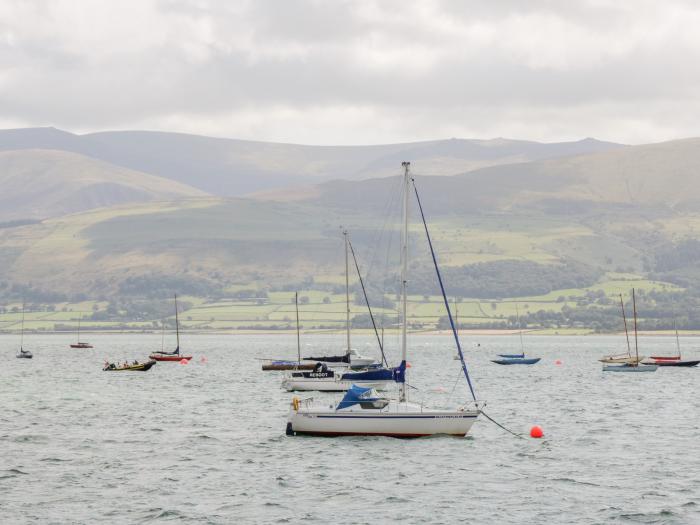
top-left (103, 360), bottom-right (156, 372)
top-left (642, 322), bottom-right (699, 367)
top-left (600, 294), bottom-right (645, 364)
top-left (492, 305), bottom-right (540, 365)
top-left (301, 231), bottom-right (378, 370)
top-left (286, 162), bottom-right (481, 437)
top-left (603, 289), bottom-right (657, 372)
top-left (262, 292), bottom-right (317, 371)
top-left (282, 233), bottom-right (396, 391)
top-left (70, 315), bottom-right (93, 348)
top-left (15, 302), bottom-right (32, 359)
top-left (149, 294), bottom-right (193, 362)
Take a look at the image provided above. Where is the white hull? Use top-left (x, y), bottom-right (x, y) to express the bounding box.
top-left (287, 400), bottom-right (479, 437)
top-left (281, 377), bottom-right (392, 392)
top-left (599, 355), bottom-right (645, 364)
top-left (602, 364), bottom-right (658, 372)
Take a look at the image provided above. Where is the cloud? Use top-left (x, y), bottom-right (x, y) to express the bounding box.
top-left (1, 0), bottom-right (700, 144)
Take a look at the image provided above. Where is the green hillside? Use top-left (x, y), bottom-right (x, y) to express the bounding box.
top-left (2, 136), bottom-right (700, 333)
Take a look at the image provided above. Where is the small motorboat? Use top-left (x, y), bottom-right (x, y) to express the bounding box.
top-left (16, 348), bottom-right (33, 359)
top-left (491, 357), bottom-right (541, 365)
top-left (103, 360), bottom-right (156, 372)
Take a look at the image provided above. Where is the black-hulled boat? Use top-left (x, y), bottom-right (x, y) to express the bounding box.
top-left (103, 360), bottom-right (156, 372)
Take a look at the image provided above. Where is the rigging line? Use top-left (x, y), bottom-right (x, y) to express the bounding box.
top-left (348, 237), bottom-right (388, 367)
top-left (411, 177), bottom-right (477, 402)
top-left (480, 410), bottom-right (526, 440)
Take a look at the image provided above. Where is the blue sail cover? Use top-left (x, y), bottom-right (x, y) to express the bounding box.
top-left (337, 385), bottom-right (377, 410)
top-left (340, 361), bottom-right (406, 383)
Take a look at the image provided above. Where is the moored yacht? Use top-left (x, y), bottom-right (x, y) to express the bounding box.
top-left (286, 162), bottom-right (482, 438)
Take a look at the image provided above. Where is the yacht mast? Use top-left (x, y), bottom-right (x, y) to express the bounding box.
top-left (400, 161), bottom-right (410, 402)
top-left (344, 229), bottom-right (351, 354)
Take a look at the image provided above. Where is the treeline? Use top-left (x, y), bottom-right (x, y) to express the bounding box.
top-left (406, 259), bottom-right (602, 299)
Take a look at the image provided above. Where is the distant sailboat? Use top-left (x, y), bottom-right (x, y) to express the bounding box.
top-left (600, 294), bottom-right (645, 364)
top-left (282, 233), bottom-right (397, 391)
top-left (15, 302), bottom-right (32, 359)
top-left (301, 230), bottom-right (378, 369)
top-left (603, 289), bottom-right (657, 372)
top-left (70, 314), bottom-right (93, 348)
top-left (492, 305), bottom-right (540, 365)
top-left (149, 294), bottom-right (193, 362)
top-left (642, 321), bottom-right (700, 367)
top-left (261, 292), bottom-right (317, 371)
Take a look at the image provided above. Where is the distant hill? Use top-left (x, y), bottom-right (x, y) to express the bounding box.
top-left (263, 138), bottom-right (700, 215)
top-left (0, 149), bottom-right (207, 221)
top-left (0, 127), bottom-right (624, 196)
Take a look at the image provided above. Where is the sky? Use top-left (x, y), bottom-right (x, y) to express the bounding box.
top-left (2, 0), bottom-right (700, 145)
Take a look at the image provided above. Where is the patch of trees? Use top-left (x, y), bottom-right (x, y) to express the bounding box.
top-left (404, 259), bottom-right (602, 299)
top-left (117, 274), bottom-right (220, 299)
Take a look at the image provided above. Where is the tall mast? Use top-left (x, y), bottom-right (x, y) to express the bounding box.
top-left (344, 229), bottom-right (351, 354)
top-left (20, 300), bottom-right (25, 350)
top-left (77, 314), bottom-right (81, 343)
top-left (174, 293), bottom-right (180, 351)
top-left (516, 303), bottom-right (524, 355)
top-left (400, 161), bottom-right (410, 402)
top-left (674, 319), bottom-right (681, 357)
top-left (632, 288), bottom-right (639, 365)
top-left (295, 291), bottom-right (301, 365)
top-left (620, 294), bottom-right (631, 357)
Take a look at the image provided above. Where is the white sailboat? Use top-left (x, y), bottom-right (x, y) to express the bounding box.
top-left (300, 230), bottom-right (377, 369)
top-left (600, 294), bottom-right (645, 364)
top-left (282, 231), bottom-right (395, 392)
top-left (603, 289), bottom-right (657, 372)
top-left (286, 162), bottom-right (481, 437)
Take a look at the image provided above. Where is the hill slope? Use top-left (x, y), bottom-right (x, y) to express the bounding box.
top-left (0, 127), bottom-right (624, 196)
top-left (0, 149), bottom-right (207, 221)
top-left (266, 138), bottom-right (700, 215)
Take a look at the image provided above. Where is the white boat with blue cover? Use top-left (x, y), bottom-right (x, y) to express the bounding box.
top-left (281, 362), bottom-right (402, 392)
top-left (287, 162), bottom-right (482, 438)
top-left (288, 385), bottom-right (479, 437)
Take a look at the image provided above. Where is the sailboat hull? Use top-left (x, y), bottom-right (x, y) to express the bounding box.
top-left (491, 358), bottom-right (540, 365)
top-left (287, 404), bottom-right (479, 437)
top-left (149, 355), bottom-right (192, 362)
top-left (602, 364), bottom-right (658, 372)
top-left (281, 377), bottom-right (392, 392)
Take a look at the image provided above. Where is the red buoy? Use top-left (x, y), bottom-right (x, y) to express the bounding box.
top-left (555, 359), bottom-right (562, 365)
top-left (530, 425), bottom-right (544, 438)
top-left (200, 356), bottom-right (208, 363)
top-left (180, 358), bottom-right (189, 365)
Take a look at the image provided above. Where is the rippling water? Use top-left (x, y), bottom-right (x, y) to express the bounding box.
top-left (2, 333), bottom-right (699, 524)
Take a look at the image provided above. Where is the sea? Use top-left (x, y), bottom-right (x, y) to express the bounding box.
top-left (1, 333), bottom-right (699, 524)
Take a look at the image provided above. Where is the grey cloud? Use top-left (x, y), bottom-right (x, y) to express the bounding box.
top-left (1, 0), bottom-right (700, 144)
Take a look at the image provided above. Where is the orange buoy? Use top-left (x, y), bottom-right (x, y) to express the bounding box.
top-left (180, 358), bottom-right (189, 365)
top-left (530, 425), bottom-right (544, 439)
top-left (406, 362), bottom-right (412, 368)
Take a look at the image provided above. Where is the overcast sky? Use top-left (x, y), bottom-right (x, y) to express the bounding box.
top-left (2, 0), bottom-right (700, 145)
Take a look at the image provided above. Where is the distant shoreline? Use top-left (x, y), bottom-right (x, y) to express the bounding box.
top-left (3, 329), bottom-right (700, 337)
